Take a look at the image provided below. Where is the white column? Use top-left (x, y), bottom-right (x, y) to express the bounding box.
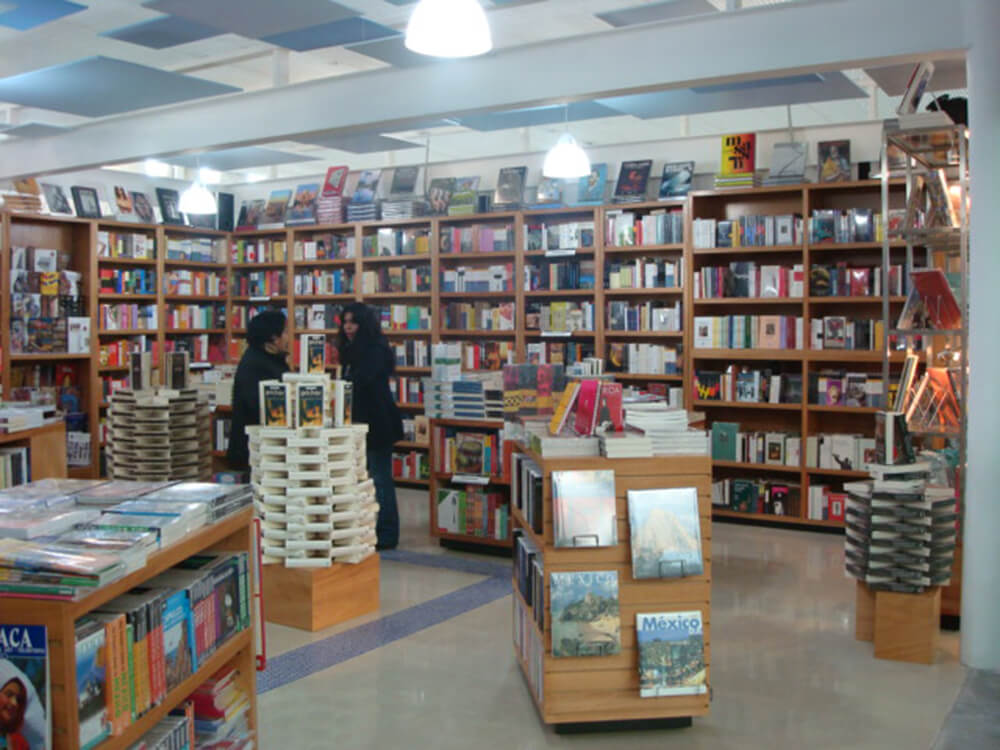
top-left (961, 0), bottom-right (1000, 670)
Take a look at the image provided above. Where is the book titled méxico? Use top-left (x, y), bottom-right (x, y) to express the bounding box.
top-left (628, 487), bottom-right (703, 579)
top-left (549, 571), bottom-right (621, 657)
top-left (636, 610), bottom-right (708, 698)
top-left (0, 624), bottom-right (50, 749)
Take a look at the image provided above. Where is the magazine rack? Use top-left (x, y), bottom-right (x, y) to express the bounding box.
top-left (511, 447), bottom-right (711, 730)
top-left (0, 507), bottom-right (258, 750)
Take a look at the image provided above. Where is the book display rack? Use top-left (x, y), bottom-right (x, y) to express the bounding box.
top-left (510, 448), bottom-right (711, 729)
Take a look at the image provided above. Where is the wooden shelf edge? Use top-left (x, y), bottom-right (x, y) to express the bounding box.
top-left (713, 508), bottom-right (843, 529)
top-left (712, 460), bottom-right (801, 474)
top-left (438, 531), bottom-right (512, 547)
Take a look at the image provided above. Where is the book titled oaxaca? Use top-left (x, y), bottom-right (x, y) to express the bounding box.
top-left (0, 624), bottom-right (50, 750)
top-left (636, 610), bottom-right (708, 698)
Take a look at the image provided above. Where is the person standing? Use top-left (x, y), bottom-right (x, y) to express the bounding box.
top-left (226, 310), bottom-right (290, 470)
top-left (335, 302), bottom-right (404, 550)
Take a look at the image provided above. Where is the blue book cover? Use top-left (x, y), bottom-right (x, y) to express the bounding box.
top-left (576, 163), bottom-right (607, 205)
top-left (0, 624), bottom-right (50, 749)
top-left (75, 620), bottom-right (108, 750)
top-left (636, 610), bottom-right (708, 697)
top-left (159, 588), bottom-right (195, 692)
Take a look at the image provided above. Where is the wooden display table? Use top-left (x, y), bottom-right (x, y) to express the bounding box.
top-left (855, 580), bottom-right (941, 664)
top-left (261, 554), bottom-right (380, 631)
top-left (512, 449), bottom-right (712, 729)
top-left (0, 421), bottom-right (67, 479)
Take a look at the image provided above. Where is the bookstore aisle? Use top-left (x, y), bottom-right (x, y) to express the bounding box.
top-left (256, 487), bottom-right (966, 750)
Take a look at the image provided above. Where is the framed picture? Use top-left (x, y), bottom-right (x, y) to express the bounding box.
top-left (41, 183), bottom-right (74, 215)
top-left (817, 140), bottom-right (851, 183)
top-left (130, 191), bottom-right (156, 223)
top-left (70, 186), bottom-right (101, 218)
top-left (156, 187), bottom-right (183, 225)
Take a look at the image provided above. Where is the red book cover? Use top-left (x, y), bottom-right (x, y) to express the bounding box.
top-left (573, 379), bottom-right (600, 436)
top-left (322, 165), bottom-right (349, 197)
top-left (827, 492), bottom-right (846, 522)
top-left (598, 382), bottom-right (624, 431)
top-left (911, 268), bottom-right (961, 329)
top-left (849, 268), bottom-right (870, 297)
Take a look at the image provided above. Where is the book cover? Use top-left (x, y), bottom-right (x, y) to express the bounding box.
top-left (67, 317), bottom-right (91, 354)
top-left (710, 422), bottom-right (738, 461)
top-left (659, 161), bottom-right (694, 199)
top-left (156, 589), bottom-right (194, 692)
top-left (299, 334), bottom-right (326, 375)
top-left (259, 381), bottom-right (290, 427)
top-left (166, 351), bottom-right (189, 389)
top-left (536, 177), bottom-right (562, 206)
top-left (74, 620), bottom-right (108, 750)
top-left (549, 571), bottom-right (621, 657)
top-left (636, 610), bottom-right (708, 697)
top-left (285, 183), bottom-right (320, 225)
top-left (322, 166), bottom-right (349, 197)
top-left (720, 133), bottom-right (756, 176)
top-left (576, 163), bottom-right (607, 205)
top-left (155, 187), bottom-right (182, 225)
top-left (260, 190), bottom-right (291, 226)
top-left (296, 383), bottom-right (326, 428)
top-left (389, 166), bottom-right (419, 196)
top-left (236, 199), bottom-right (265, 230)
top-left (454, 433), bottom-right (486, 475)
top-left (41, 183), bottom-right (74, 216)
top-left (597, 381), bottom-right (623, 431)
top-left (769, 142), bottom-right (806, 179)
top-left (494, 167), bottom-right (527, 206)
top-left (549, 381), bottom-right (579, 434)
top-left (449, 177), bottom-right (480, 213)
top-left (910, 268), bottom-right (961, 330)
top-left (552, 469), bottom-right (617, 548)
top-left (0, 624), bottom-right (49, 750)
top-left (572, 379), bottom-right (601, 436)
top-left (818, 139), bottom-right (851, 183)
top-left (427, 178), bottom-right (456, 216)
top-left (614, 160), bottom-right (652, 200)
top-left (628, 487), bottom-right (703, 579)
top-left (352, 170), bottom-right (381, 203)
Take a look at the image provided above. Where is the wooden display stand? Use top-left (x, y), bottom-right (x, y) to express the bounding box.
top-left (855, 580), bottom-right (941, 664)
top-left (512, 449), bottom-right (712, 729)
top-left (261, 554), bottom-right (380, 632)
top-left (0, 421), bottom-right (67, 479)
top-left (0, 508), bottom-right (258, 750)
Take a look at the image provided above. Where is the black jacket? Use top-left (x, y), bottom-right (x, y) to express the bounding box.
top-left (226, 345), bottom-right (290, 468)
top-left (344, 339), bottom-right (404, 451)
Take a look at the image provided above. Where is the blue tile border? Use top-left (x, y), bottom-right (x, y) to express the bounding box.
top-left (259, 576), bottom-right (511, 693)
top-left (380, 549), bottom-right (509, 579)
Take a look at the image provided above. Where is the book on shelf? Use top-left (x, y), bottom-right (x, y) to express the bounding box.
top-left (0, 624), bottom-right (49, 750)
top-left (693, 262), bottom-right (803, 299)
top-left (493, 167), bottom-right (527, 209)
top-left (535, 177), bottom-right (563, 208)
top-left (624, 403), bottom-right (709, 455)
top-left (904, 268), bottom-right (961, 330)
top-left (449, 176), bottom-right (480, 215)
top-left (637, 611), bottom-right (708, 698)
top-left (694, 215), bottom-right (803, 248)
top-left (605, 209), bottom-right (683, 246)
top-left (549, 571), bottom-right (621, 658)
top-left (659, 161), bottom-right (694, 199)
top-left (427, 177), bottom-right (456, 216)
top-left (628, 487), bottom-right (703, 579)
top-left (693, 315), bottom-right (803, 350)
top-left (613, 160), bottom-right (652, 203)
top-left (764, 142), bottom-right (806, 185)
top-left (435, 487), bottom-right (509, 539)
top-left (576, 163), bottom-right (607, 205)
top-left (714, 477), bottom-right (799, 516)
top-left (551, 469), bottom-right (617, 548)
top-left (818, 139), bottom-right (851, 183)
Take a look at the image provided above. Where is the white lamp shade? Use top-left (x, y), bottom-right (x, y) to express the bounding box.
top-left (405, 0), bottom-right (492, 58)
top-left (178, 181), bottom-right (217, 215)
top-left (543, 132), bottom-right (591, 179)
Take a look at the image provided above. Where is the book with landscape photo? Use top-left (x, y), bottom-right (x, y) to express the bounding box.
top-left (628, 487), bottom-right (703, 579)
top-left (259, 190), bottom-right (291, 228)
top-left (636, 610), bottom-right (708, 697)
top-left (549, 571), bottom-right (621, 657)
top-left (552, 469), bottom-right (617, 548)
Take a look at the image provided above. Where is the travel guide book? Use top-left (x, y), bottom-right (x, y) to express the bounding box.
top-left (0, 624), bottom-right (50, 750)
top-left (549, 571), bottom-right (621, 658)
top-left (636, 610), bottom-right (708, 697)
top-left (552, 469), bottom-right (617, 548)
top-left (627, 487), bottom-right (704, 579)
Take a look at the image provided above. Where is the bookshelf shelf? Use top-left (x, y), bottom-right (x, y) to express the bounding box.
top-left (604, 330), bottom-right (682, 339)
top-left (98, 329), bottom-right (158, 336)
top-left (396, 366), bottom-right (431, 375)
top-left (164, 328), bottom-right (226, 335)
top-left (809, 241), bottom-right (908, 251)
top-left (711, 508), bottom-right (841, 528)
top-left (397, 403), bottom-right (424, 411)
top-left (163, 260), bottom-right (226, 269)
top-left (522, 249), bottom-right (595, 258)
top-left (97, 257), bottom-right (157, 266)
top-left (360, 255), bottom-right (432, 265)
top-left (439, 328), bottom-right (516, 337)
top-left (806, 405), bottom-right (880, 414)
top-left (692, 245), bottom-right (803, 255)
top-left (693, 400), bottom-right (802, 411)
top-left (693, 297), bottom-right (804, 305)
top-left (295, 294), bottom-right (356, 301)
top-left (604, 243), bottom-right (684, 254)
top-left (612, 373), bottom-right (684, 382)
top-left (395, 477), bottom-right (430, 487)
top-left (808, 296), bottom-right (906, 304)
top-left (382, 329), bottom-right (432, 337)
top-left (231, 262), bottom-right (287, 269)
top-left (806, 467), bottom-right (871, 478)
top-left (292, 258), bottom-right (355, 267)
top-left (440, 251), bottom-right (517, 261)
top-left (165, 295), bottom-right (224, 302)
top-left (523, 288), bottom-right (593, 298)
top-left (435, 472), bottom-right (509, 486)
top-left (437, 531), bottom-right (510, 547)
top-left (438, 291), bottom-right (515, 299)
top-left (603, 287), bottom-right (683, 297)
top-left (693, 348), bottom-right (802, 360)
top-left (713, 460), bottom-right (802, 474)
top-left (809, 350), bottom-right (889, 362)
top-left (99, 294), bottom-right (157, 301)
top-left (524, 330), bottom-right (596, 339)
top-left (98, 365), bottom-right (130, 372)
top-left (231, 295), bottom-right (288, 302)
top-left (363, 292), bottom-right (432, 300)
top-left (394, 440), bottom-right (429, 450)
top-left (9, 353), bottom-right (92, 360)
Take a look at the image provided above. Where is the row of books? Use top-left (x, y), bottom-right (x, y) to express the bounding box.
top-left (296, 302), bottom-right (342, 331)
top-left (810, 316), bottom-right (886, 351)
top-left (526, 301), bottom-right (595, 333)
top-left (165, 270), bottom-right (225, 297)
top-left (435, 487), bottom-right (510, 539)
top-left (451, 340), bottom-right (515, 372)
top-left (293, 269), bottom-right (354, 296)
top-left (294, 234), bottom-right (355, 260)
top-left (431, 426), bottom-right (504, 476)
top-left (810, 208), bottom-right (880, 244)
top-left (525, 340), bottom-right (595, 367)
top-left (388, 375), bottom-right (423, 405)
top-left (523, 259), bottom-right (595, 291)
top-left (11, 314), bottom-right (91, 355)
top-left (811, 371), bottom-right (884, 408)
top-left (424, 375), bottom-right (504, 420)
top-left (501, 363), bottom-right (569, 419)
top-left (99, 337), bottom-right (157, 369)
top-left (695, 369), bottom-right (802, 404)
top-left (165, 305), bottom-right (225, 331)
top-left (810, 264), bottom-right (904, 297)
top-left (607, 342), bottom-right (680, 376)
top-left (440, 264), bottom-right (514, 293)
top-left (693, 315), bottom-right (804, 350)
top-left (360, 266), bottom-right (431, 294)
top-left (710, 424), bottom-right (801, 465)
top-left (100, 268), bottom-right (157, 296)
top-left (607, 300), bottom-right (681, 332)
top-left (513, 533), bottom-right (544, 632)
top-left (605, 209), bottom-right (684, 247)
top-left (214, 416), bottom-right (230, 453)
top-left (165, 238), bottom-right (226, 265)
top-left (98, 231), bottom-right (156, 260)
top-left (524, 221), bottom-right (594, 251)
top-left (377, 304), bottom-right (431, 331)
top-left (692, 214), bottom-right (802, 249)
top-left (807, 484), bottom-right (847, 521)
top-left (807, 433), bottom-right (877, 472)
top-left (230, 270), bottom-right (286, 297)
top-left (693, 263), bottom-right (804, 299)
top-left (442, 301), bottom-right (515, 331)
top-left (0, 445), bottom-right (29, 488)
top-left (99, 304), bottom-right (158, 331)
top-left (363, 228), bottom-right (431, 257)
top-left (392, 450), bottom-right (429, 481)
top-left (443, 224), bottom-right (514, 254)
top-left (11, 270), bottom-right (82, 298)
top-left (391, 339), bottom-right (429, 368)
top-left (712, 478), bottom-right (798, 517)
top-left (606, 257), bottom-right (682, 290)
top-left (232, 304), bottom-right (278, 331)
top-left (399, 416), bottom-right (429, 444)
top-left (230, 237), bottom-right (287, 264)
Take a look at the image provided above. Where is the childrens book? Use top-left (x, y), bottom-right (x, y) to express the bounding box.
top-left (296, 382), bottom-right (326, 428)
top-left (0, 624), bottom-right (50, 750)
top-left (549, 571), bottom-right (621, 657)
top-left (576, 163), bottom-right (607, 205)
top-left (658, 161), bottom-right (694, 199)
top-left (628, 487), bottom-right (703, 579)
top-left (552, 469), bottom-right (617, 548)
top-left (74, 618), bottom-right (109, 749)
top-left (636, 610), bottom-right (708, 697)
top-left (285, 183), bottom-right (320, 225)
top-left (259, 381), bottom-right (291, 427)
top-left (720, 132), bottom-right (756, 176)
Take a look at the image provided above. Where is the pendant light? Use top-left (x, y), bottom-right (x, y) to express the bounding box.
top-left (543, 106), bottom-right (591, 179)
top-left (179, 168), bottom-right (217, 215)
top-left (405, 0), bottom-right (492, 58)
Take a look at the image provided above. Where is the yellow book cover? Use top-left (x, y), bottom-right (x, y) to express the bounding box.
top-left (416, 235), bottom-right (429, 254)
top-left (720, 133), bottom-right (756, 177)
top-left (40, 271), bottom-right (59, 295)
top-left (274, 240), bottom-right (287, 262)
top-left (549, 381), bottom-right (580, 434)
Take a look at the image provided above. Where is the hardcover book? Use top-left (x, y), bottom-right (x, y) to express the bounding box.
top-left (658, 161), bottom-right (694, 199)
top-left (285, 183), bottom-right (320, 225)
top-left (818, 139), bottom-right (851, 183)
top-left (494, 167), bottom-right (527, 207)
top-left (296, 383), bottom-right (326, 428)
top-left (322, 166), bottom-right (349, 196)
top-left (0, 624), bottom-right (49, 750)
top-left (549, 571), bottom-right (621, 657)
top-left (389, 166), bottom-right (419, 196)
top-left (130, 191), bottom-right (156, 224)
top-left (576, 163), bottom-right (607, 205)
top-left (236, 199), bottom-right (264, 230)
top-left (427, 178), bottom-right (456, 216)
top-left (710, 422), bottom-right (738, 461)
top-left (614, 160), bottom-right (652, 201)
top-left (41, 183), bottom-right (73, 215)
top-left (628, 487), bottom-right (703, 579)
top-left (636, 610), bottom-right (708, 697)
top-left (720, 133), bottom-right (756, 176)
top-left (352, 170), bottom-right (382, 203)
top-left (536, 177), bottom-right (563, 206)
top-left (260, 190), bottom-right (292, 227)
top-left (552, 469), bottom-right (617, 548)
top-left (259, 381), bottom-right (291, 427)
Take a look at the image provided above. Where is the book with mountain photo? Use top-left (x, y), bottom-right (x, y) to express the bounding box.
top-left (549, 571), bottom-right (621, 657)
top-left (636, 610), bottom-right (708, 698)
top-left (627, 487), bottom-right (703, 579)
top-left (552, 470), bottom-right (617, 548)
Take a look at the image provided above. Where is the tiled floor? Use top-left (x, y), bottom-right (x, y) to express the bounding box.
top-left (258, 489), bottom-right (969, 749)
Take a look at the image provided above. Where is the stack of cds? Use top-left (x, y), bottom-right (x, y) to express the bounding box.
top-left (844, 462), bottom-right (958, 593)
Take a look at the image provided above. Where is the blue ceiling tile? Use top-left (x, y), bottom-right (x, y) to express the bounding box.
top-left (457, 101), bottom-right (619, 132)
top-left (293, 132), bottom-right (421, 153)
top-left (263, 17), bottom-right (400, 51)
top-left (691, 74), bottom-right (826, 94)
top-left (101, 15), bottom-right (224, 49)
top-left (163, 147), bottom-right (317, 171)
top-left (0, 56), bottom-right (241, 117)
top-left (144, 0), bottom-right (359, 39)
top-left (595, 0), bottom-right (717, 27)
top-left (0, 122), bottom-right (69, 137)
top-left (0, 0), bottom-right (85, 30)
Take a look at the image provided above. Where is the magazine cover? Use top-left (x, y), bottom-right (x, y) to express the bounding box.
top-left (576, 163), bottom-right (607, 205)
top-left (636, 610), bottom-right (708, 697)
top-left (549, 571), bottom-right (621, 657)
top-left (552, 469), bottom-right (617, 548)
top-left (0, 624), bottom-right (50, 749)
top-left (659, 161), bottom-right (694, 199)
top-left (285, 183), bottom-right (320, 225)
top-left (628, 487), bottom-right (703, 579)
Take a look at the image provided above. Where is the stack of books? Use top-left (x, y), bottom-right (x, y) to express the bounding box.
top-left (600, 431), bottom-right (654, 458)
top-left (713, 172), bottom-right (762, 190)
top-left (132, 482), bottom-right (253, 523)
top-left (423, 374), bottom-right (503, 420)
top-left (189, 665), bottom-right (254, 748)
top-left (381, 199), bottom-right (428, 220)
top-left (624, 403), bottom-right (709, 455)
top-left (345, 200), bottom-right (379, 222)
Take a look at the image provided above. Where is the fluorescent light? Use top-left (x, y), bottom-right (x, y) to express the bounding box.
top-left (199, 167), bottom-right (222, 185)
top-left (178, 181), bottom-right (217, 215)
top-left (405, 0), bottom-right (492, 58)
top-left (543, 131), bottom-right (590, 179)
top-left (144, 159), bottom-right (170, 178)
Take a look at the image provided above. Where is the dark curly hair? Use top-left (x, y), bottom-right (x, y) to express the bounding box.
top-left (335, 303), bottom-right (385, 365)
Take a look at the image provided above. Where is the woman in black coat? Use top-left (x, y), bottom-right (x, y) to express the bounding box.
top-left (335, 302), bottom-right (404, 550)
top-left (226, 310), bottom-right (290, 470)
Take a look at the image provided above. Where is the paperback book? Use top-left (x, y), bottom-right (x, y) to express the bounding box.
top-left (549, 571), bottom-right (621, 657)
top-left (614, 160), bottom-right (652, 202)
top-left (285, 183), bottom-right (320, 225)
top-left (296, 382), bottom-right (326, 429)
top-left (259, 381), bottom-right (291, 428)
top-left (636, 610), bottom-right (708, 697)
top-left (658, 161), bottom-right (694, 199)
top-left (628, 487), bottom-right (703, 579)
top-left (551, 470), bottom-right (617, 548)
top-left (0, 624), bottom-right (50, 750)
top-left (576, 163), bottom-right (607, 205)
top-left (494, 167), bottom-right (527, 208)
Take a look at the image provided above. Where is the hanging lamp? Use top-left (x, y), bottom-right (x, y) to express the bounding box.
top-left (543, 106), bottom-right (591, 179)
top-left (405, 0), bottom-right (492, 58)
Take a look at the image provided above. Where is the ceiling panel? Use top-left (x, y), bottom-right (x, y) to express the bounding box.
top-left (0, 56), bottom-right (241, 117)
top-left (456, 101), bottom-right (621, 131)
top-left (292, 132), bottom-right (422, 153)
top-left (595, 0), bottom-right (718, 27)
top-left (144, 0), bottom-right (359, 39)
top-left (0, 0), bottom-right (85, 31)
top-left (101, 15), bottom-right (224, 49)
top-left (0, 122), bottom-right (70, 137)
top-left (346, 36), bottom-right (441, 68)
top-left (262, 17), bottom-right (400, 52)
top-left (163, 146), bottom-right (317, 170)
top-left (864, 59), bottom-right (966, 96)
